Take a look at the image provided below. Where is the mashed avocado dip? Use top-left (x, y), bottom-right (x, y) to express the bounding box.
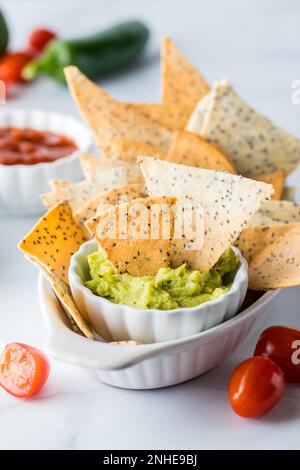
top-left (85, 247), bottom-right (240, 310)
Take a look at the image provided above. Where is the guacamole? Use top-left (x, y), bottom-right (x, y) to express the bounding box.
top-left (85, 247), bottom-right (240, 310)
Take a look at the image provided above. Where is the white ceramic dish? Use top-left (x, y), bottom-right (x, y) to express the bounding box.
top-left (39, 273), bottom-right (280, 389)
top-left (69, 241), bottom-right (248, 343)
top-left (0, 109), bottom-right (93, 215)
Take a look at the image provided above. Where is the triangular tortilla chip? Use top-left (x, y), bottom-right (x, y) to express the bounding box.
top-left (166, 130), bottom-right (236, 173)
top-left (74, 183), bottom-right (147, 229)
top-left (128, 102), bottom-right (190, 131)
top-left (162, 37), bottom-right (210, 128)
top-left (138, 157), bottom-right (273, 272)
top-left (79, 154), bottom-right (141, 179)
top-left (49, 180), bottom-right (71, 191)
top-left (250, 200), bottom-right (300, 226)
top-left (255, 171), bottom-right (285, 200)
top-left (41, 167), bottom-right (133, 212)
top-left (235, 224), bottom-right (297, 264)
top-left (19, 203), bottom-right (86, 285)
top-left (187, 80), bottom-right (300, 177)
top-left (108, 138), bottom-right (166, 163)
top-left (248, 224), bottom-right (300, 290)
top-left (27, 256), bottom-right (94, 339)
top-left (64, 66), bottom-right (173, 157)
top-left (92, 196), bottom-right (177, 276)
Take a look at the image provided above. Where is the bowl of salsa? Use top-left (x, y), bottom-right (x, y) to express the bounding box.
top-left (0, 109), bottom-right (92, 215)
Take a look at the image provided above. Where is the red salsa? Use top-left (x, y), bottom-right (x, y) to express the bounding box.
top-left (0, 127), bottom-right (78, 165)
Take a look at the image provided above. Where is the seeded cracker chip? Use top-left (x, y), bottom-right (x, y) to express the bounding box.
top-left (235, 224), bottom-right (298, 264)
top-left (162, 37), bottom-right (210, 128)
top-left (49, 180), bottom-right (71, 191)
top-left (166, 130), bottom-right (236, 173)
top-left (108, 138), bottom-right (167, 163)
top-left (64, 66), bottom-right (173, 157)
top-left (187, 80), bottom-right (300, 177)
top-left (92, 196), bottom-right (177, 276)
top-left (254, 171), bottom-right (285, 200)
top-left (138, 157), bottom-right (273, 272)
top-left (250, 200), bottom-right (300, 226)
top-left (248, 224), bottom-right (300, 290)
top-left (18, 203), bottom-right (94, 338)
top-left (75, 183), bottom-right (147, 231)
top-left (41, 167), bottom-right (133, 212)
top-left (79, 154), bottom-right (141, 179)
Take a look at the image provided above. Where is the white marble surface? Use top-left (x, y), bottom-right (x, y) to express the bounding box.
top-left (1, 0), bottom-right (300, 450)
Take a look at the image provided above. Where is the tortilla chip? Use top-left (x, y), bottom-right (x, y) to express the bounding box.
top-left (255, 171), bottom-right (285, 200)
top-left (109, 138), bottom-right (167, 163)
top-left (92, 196), bottom-right (177, 276)
top-left (18, 203), bottom-right (86, 285)
top-left (79, 153), bottom-right (141, 179)
top-left (138, 157), bottom-right (273, 272)
top-left (235, 224), bottom-right (297, 264)
top-left (41, 167), bottom-right (132, 212)
top-left (74, 183), bottom-right (147, 229)
top-left (128, 102), bottom-right (189, 131)
top-left (250, 200), bottom-right (300, 226)
top-left (162, 37), bottom-right (210, 128)
top-left (187, 80), bottom-right (300, 177)
top-left (248, 224), bottom-right (300, 290)
top-left (27, 256), bottom-right (94, 339)
top-left (64, 66), bottom-right (173, 157)
top-left (49, 180), bottom-right (71, 191)
top-left (166, 130), bottom-right (236, 173)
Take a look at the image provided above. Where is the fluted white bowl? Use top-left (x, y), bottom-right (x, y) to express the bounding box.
top-left (69, 241), bottom-right (248, 344)
top-left (0, 109), bottom-right (93, 215)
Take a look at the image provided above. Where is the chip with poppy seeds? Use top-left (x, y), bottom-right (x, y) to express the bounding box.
top-left (49, 179), bottom-right (71, 191)
top-left (250, 200), bottom-right (300, 226)
top-left (254, 171), bottom-right (285, 200)
top-left (90, 196), bottom-right (178, 276)
top-left (138, 157), bottom-right (273, 272)
top-left (79, 154), bottom-right (141, 180)
top-left (235, 224), bottom-right (298, 264)
top-left (166, 130), bottom-right (236, 173)
top-left (41, 166), bottom-right (134, 212)
top-left (108, 138), bottom-right (167, 163)
top-left (64, 66), bottom-right (173, 158)
top-left (248, 224), bottom-right (300, 290)
top-left (187, 80), bottom-right (300, 177)
top-left (18, 202), bottom-right (86, 285)
top-left (162, 37), bottom-right (210, 129)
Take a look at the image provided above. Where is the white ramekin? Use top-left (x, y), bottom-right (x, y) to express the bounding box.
top-left (69, 241), bottom-right (248, 344)
top-left (39, 273), bottom-right (279, 389)
top-left (0, 109), bottom-right (93, 215)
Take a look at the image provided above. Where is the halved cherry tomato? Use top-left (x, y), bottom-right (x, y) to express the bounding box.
top-left (0, 342), bottom-right (50, 398)
top-left (28, 28), bottom-right (57, 53)
top-left (254, 326), bottom-right (300, 383)
top-left (0, 51), bottom-right (33, 84)
top-left (229, 356), bottom-right (285, 418)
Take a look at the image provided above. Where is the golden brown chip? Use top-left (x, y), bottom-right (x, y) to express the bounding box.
top-left (166, 130), bottom-right (236, 173)
top-left (92, 196), bottom-right (177, 276)
top-left (18, 203), bottom-right (86, 284)
top-left (162, 37), bottom-right (210, 128)
top-left (109, 138), bottom-right (167, 163)
top-left (64, 66), bottom-right (173, 157)
top-left (249, 224), bottom-right (300, 290)
top-left (255, 171), bottom-right (285, 200)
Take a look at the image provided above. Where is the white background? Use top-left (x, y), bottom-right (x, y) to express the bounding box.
top-left (0, 0), bottom-right (300, 450)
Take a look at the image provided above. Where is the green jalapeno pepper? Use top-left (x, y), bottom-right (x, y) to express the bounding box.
top-left (0, 10), bottom-right (9, 57)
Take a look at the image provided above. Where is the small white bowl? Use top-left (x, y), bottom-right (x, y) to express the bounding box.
top-left (69, 241), bottom-right (248, 344)
top-left (0, 109), bottom-right (93, 215)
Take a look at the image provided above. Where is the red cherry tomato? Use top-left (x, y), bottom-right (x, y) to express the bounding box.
top-left (28, 28), bottom-right (57, 53)
top-left (0, 342), bottom-right (50, 398)
top-left (0, 51), bottom-right (33, 84)
top-left (229, 356), bottom-right (285, 418)
top-left (254, 326), bottom-right (300, 383)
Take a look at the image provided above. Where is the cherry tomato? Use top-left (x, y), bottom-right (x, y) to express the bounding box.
top-left (28, 28), bottom-right (57, 53)
top-left (229, 356), bottom-right (285, 418)
top-left (254, 326), bottom-right (300, 383)
top-left (0, 342), bottom-right (50, 398)
top-left (0, 51), bottom-right (33, 84)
